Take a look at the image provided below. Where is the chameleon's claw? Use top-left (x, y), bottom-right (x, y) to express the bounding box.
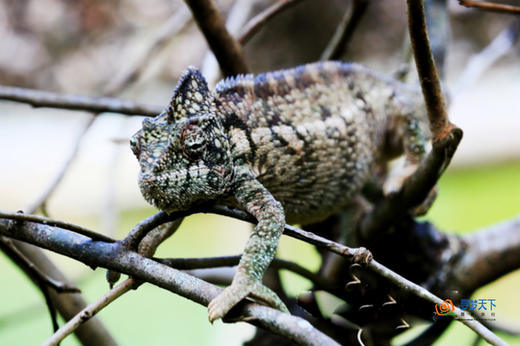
top-left (208, 272), bottom-right (288, 322)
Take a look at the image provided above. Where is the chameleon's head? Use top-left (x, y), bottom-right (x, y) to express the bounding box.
top-left (131, 67), bottom-right (233, 212)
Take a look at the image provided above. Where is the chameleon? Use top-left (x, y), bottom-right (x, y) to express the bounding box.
top-left (130, 61), bottom-right (430, 322)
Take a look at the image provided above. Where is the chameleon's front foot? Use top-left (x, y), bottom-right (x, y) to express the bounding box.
top-left (208, 271), bottom-right (289, 322)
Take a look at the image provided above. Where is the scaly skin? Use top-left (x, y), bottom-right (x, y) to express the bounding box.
top-left (130, 61), bottom-right (429, 322)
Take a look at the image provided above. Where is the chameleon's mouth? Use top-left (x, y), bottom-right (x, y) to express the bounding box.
top-left (137, 165), bottom-right (224, 212)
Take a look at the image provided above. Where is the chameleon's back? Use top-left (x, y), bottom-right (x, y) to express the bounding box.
top-left (214, 61), bottom-right (414, 224)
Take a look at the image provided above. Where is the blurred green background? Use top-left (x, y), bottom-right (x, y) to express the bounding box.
top-left (1, 161), bottom-right (519, 345)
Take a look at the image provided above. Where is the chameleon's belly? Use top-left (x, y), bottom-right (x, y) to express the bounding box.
top-left (252, 117), bottom-right (375, 224)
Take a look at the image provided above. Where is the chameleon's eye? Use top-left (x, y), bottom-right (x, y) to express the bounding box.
top-left (181, 124), bottom-right (206, 161)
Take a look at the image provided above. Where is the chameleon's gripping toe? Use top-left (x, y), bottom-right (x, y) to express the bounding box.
top-left (208, 272), bottom-right (289, 322)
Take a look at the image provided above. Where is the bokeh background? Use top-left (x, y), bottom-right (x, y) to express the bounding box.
top-left (0, 0), bottom-right (519, 345)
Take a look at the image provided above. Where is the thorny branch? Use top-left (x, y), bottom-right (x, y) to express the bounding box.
top-left (0, 207), bottom-right (511, 345)
top-left (459, 0), bottom-right (520, 15)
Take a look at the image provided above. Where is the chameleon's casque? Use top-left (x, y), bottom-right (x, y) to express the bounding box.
top-left (131, 61), bottom-right (429, 321)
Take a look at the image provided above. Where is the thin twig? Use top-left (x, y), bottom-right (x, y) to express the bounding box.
top-left (41, 278), bottom-right (136, 346)
top-left (205, 205), bottom-right (367, 259)
top-left (320, 0), bottom-right (369, 61)
top-left (0, 85), bottom-right (162, 116)
top-left (0, 210), bottom-right (116, 243)
top-left (45, 217), bottom-right (184, 345)
top-left (459, 0), bottom-right (520, 15)
top-left (369, 260), bottom-right (506, 346)
top-left (10, 240), bottom-right (117, 346)
top-left (157, 255), bottom-right (331, 288)
top-left (0, 236), bottom-right (63, 333)
top-left (406, 0), bottom-right (454, 141)
top-left (184, 0), bottom-right (249, 76)
top-left (204, 206), bottom-right (508, 344)
top-left (238, 0), bottom-right (307, 45)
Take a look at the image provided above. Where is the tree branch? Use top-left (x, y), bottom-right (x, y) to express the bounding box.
top-left (0, 218), bottom-right (338, 346)
top-left (44, 218), bottom-right (184, 345)
top-left (359, 0), bottom-right (464, 239)
top-left (459, 0), bottom-right (520, 15)
top-left (41, 278), bottom-right (135, 346)
top-left (0, 236), bottom-right (79, 293)
top-left (454, 215), bottom-right (520, 294)
top-left (406, 0), bottom-right (454, 141)
top-left (0, 85), bottom-right (162, 116)
top-left (157, 255), bottom-right (331, 289)
top-left (0, 208), bottom-right (509, 345)
top-left (184, 0), bottom-right (249, 76)
top-left (200, 0), bottom-right (257, 87)
top-left (9, 240), bottom-right (118, 345)
top-left (0, 210), bottom-right (116, 243)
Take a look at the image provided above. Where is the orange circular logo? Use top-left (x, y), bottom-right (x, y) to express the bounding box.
top-left (435, 299), bottom-right (455, 315)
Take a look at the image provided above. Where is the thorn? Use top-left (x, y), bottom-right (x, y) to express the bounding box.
top-left (396, 317), bottom-right (410, 330)
top-left (357, 328), bottom-right (366, 346)
top-left (382, 294), bottom-right (397, 307)
top-left (359, 304), bottom-right (374, 312)
top-left (345, 263), bottom-right (362, 291)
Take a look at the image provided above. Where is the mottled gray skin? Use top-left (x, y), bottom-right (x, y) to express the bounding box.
top-left (130, 61), bottom-right (429, 322)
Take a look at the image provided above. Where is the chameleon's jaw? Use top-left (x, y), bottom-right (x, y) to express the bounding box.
top-left (137, 165), bottom-right (228, 212)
